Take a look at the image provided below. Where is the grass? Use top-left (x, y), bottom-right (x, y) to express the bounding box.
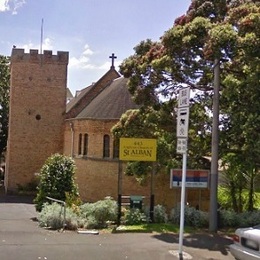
top-left (110, 223), bottom-right (236, 237)
top-left (113, 223), bottom-right (197, 234)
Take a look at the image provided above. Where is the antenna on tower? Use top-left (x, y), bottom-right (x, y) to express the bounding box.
top-left (40, 18), bottom-right (44, 55)
top-left (40, 18), bottom-right (44, 67)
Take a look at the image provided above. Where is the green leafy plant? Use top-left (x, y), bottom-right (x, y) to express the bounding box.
top-left (34, 154), bottom-right (79, 211)
top-left (65, 192), bottom-right (82, 215)
top-left (153, 204), bottom-right (168, 223)
top-left (123, 209), bottom-right (147, 225)
top-left (218, 209), bottom-right (239, 228)
top-left (170, 205), bottom-right (209, 228)
top-left (38, 202), bottom-right (78, 230)
top-left (80, 197), bottom-right (118, 228)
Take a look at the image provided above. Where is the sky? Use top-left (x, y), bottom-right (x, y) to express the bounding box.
top-left (0, 0), bottom-right (191, 95)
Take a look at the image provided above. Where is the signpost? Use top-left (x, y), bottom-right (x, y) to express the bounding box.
top-left (176, 87), bottom-right (190, 258)
top-left (117, 138), bottom-right (157, 225)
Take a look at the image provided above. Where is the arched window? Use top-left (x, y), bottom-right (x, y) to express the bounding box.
top-left (103, 135), bottom-right (110, 158)
top-left (113, 138), bottom-right (119, 159)
top-left (78, 133), bottom-right (82, 155)
top-left (83, 133), bottom-right (88, 156)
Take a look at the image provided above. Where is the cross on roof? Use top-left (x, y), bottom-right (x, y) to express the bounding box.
top-left (109, 53), bottom-right (117, 69)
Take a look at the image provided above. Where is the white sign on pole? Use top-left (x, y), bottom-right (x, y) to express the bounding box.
top-left (176, 138), bottom-right (187, 154)
top-left (176, 86), bottom-right (190, 258)
top-left (176, 107), bottom-right (189, 138)
top-left (178, 87), bottom-right (190, 108)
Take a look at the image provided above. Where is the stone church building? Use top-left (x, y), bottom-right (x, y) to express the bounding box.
top-left (5, 48), bottom-right (210, 211)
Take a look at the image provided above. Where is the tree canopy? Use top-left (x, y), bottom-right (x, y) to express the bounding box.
top-left (0, 55), bottom-right (10, 162)
top-left (114, 0), bottom-right (260, 211)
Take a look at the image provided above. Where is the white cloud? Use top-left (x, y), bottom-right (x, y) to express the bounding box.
top-left (0, 0), bottom-right (9, 12)
top-left (98, 60), bottom-right (121, 71)
top-left (69, 44), bottom-right (95, 69)
top-left (0, 0), bottom-right (26, 14)
top-left (22, 38), bottom-right (54, 53)
top-left (69, 44), bottom-right (122, 71)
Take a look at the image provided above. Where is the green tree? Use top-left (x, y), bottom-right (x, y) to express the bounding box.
top-left (112, 107), bottom-right (179, 182)
top-left (119, 0), bottom-right (260, 210)
top-left (112, 104), bottom-right (211, 181)
top-left (219, 2), bottom-right (260, 211)
top-left (0, 55), bottom-right (10, 162)
top-left (34, 154), bottom-right (79, 211)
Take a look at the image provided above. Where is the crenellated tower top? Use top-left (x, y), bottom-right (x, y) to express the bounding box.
top-left (11, 48), bottom-right (69, 64)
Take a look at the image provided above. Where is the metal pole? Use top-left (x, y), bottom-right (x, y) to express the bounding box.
top-left (150, 162), bottom-right (156, 222)
top-left (209, 58), bottom-right (220, 232)
top-left (179, 151), bottom-right (187, 258)
top-left (117, 160), bottom-right (123, 226)
top-left (70, 122), bottom-right (74, 157)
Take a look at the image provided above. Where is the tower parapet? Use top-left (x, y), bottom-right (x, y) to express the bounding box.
top-left (11, 48), bottom-right (69, 64)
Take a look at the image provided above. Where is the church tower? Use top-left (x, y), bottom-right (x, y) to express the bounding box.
top-left (5, 48), bottom-right (69, 192)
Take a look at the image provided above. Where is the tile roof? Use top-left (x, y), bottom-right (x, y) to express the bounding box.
top-left (66, 84), bottom-right (94, 113)
top-left (76, 77), bottom-right (139, 120)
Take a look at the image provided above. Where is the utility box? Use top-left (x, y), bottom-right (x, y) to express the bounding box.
top-left (130, 195), bottom-right (143, 210)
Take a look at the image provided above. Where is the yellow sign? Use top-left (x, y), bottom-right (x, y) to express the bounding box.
top-left (119, 138), bottom-right (157, 161)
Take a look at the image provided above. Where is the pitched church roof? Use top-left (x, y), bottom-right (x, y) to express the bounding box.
top-left (66, 83), bottom-right (94, 113)
top-left (66, 69), bottom-right (139, 120)
top-left (76, 77), bottom-right (139, 119)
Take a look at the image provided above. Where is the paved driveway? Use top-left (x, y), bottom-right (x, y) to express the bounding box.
top-left (0, 195), bottom-right (235, 260)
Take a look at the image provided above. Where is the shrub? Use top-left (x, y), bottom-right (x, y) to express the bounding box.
top-left (65, 192), bottom-right (82, 215)
top-left (220, 210), bottom-right (260, 228)
top-left (34, 154), bottom-right (79, 211)
top-left (243, 211), bottom-right (260, 227)
top-left (83, 215), bottom-right (100, 229)
top-left (170, 205), bottom-right (208, 228)
top-left (38, 202), bottom-right (78, 230)
top-left (218, 210), bottom-right (260, 228)
top-left (153, 204), bottom-right (168, 223)
top-left (123, 209), bottom-right (147, 225)
top-left (80, 197), bottom-right (118, 228)
top-left (218, 209), bottom-right (239, 228)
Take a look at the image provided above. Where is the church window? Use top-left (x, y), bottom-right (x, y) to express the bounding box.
top-left (113, 138), bottom-right (119, 159)
top-left (78, 133), bottom-right (82, 155)
top-left (83, 133), bottom-right (88, 155)
top-left (103, 135), bottom-right (110, 158)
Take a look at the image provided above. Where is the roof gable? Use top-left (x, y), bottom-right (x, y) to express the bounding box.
top-left (66, 68), bottom-right (120, 119)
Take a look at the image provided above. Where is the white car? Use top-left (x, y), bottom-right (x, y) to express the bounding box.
top-left (230, 224), bottom-right (260, 260)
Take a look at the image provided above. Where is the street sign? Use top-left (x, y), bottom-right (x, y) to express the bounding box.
top-left (178, 87), bottom-right (190, 108)
top-left (119, 138), bottom-right (157, 161)
top-left (176, 107), bottom-right (189, 138)
top-left (170, 169), bottom-right (209, 188)
top-left (176, 138), bottom-right (187, 154)
top-left (176, 87), bottom-right (190, 257)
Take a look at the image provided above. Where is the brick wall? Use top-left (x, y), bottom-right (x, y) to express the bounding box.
top-left (5, 49), bottom-right (69, 192)
top-left (63, 119), bottom-right (210, 212)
